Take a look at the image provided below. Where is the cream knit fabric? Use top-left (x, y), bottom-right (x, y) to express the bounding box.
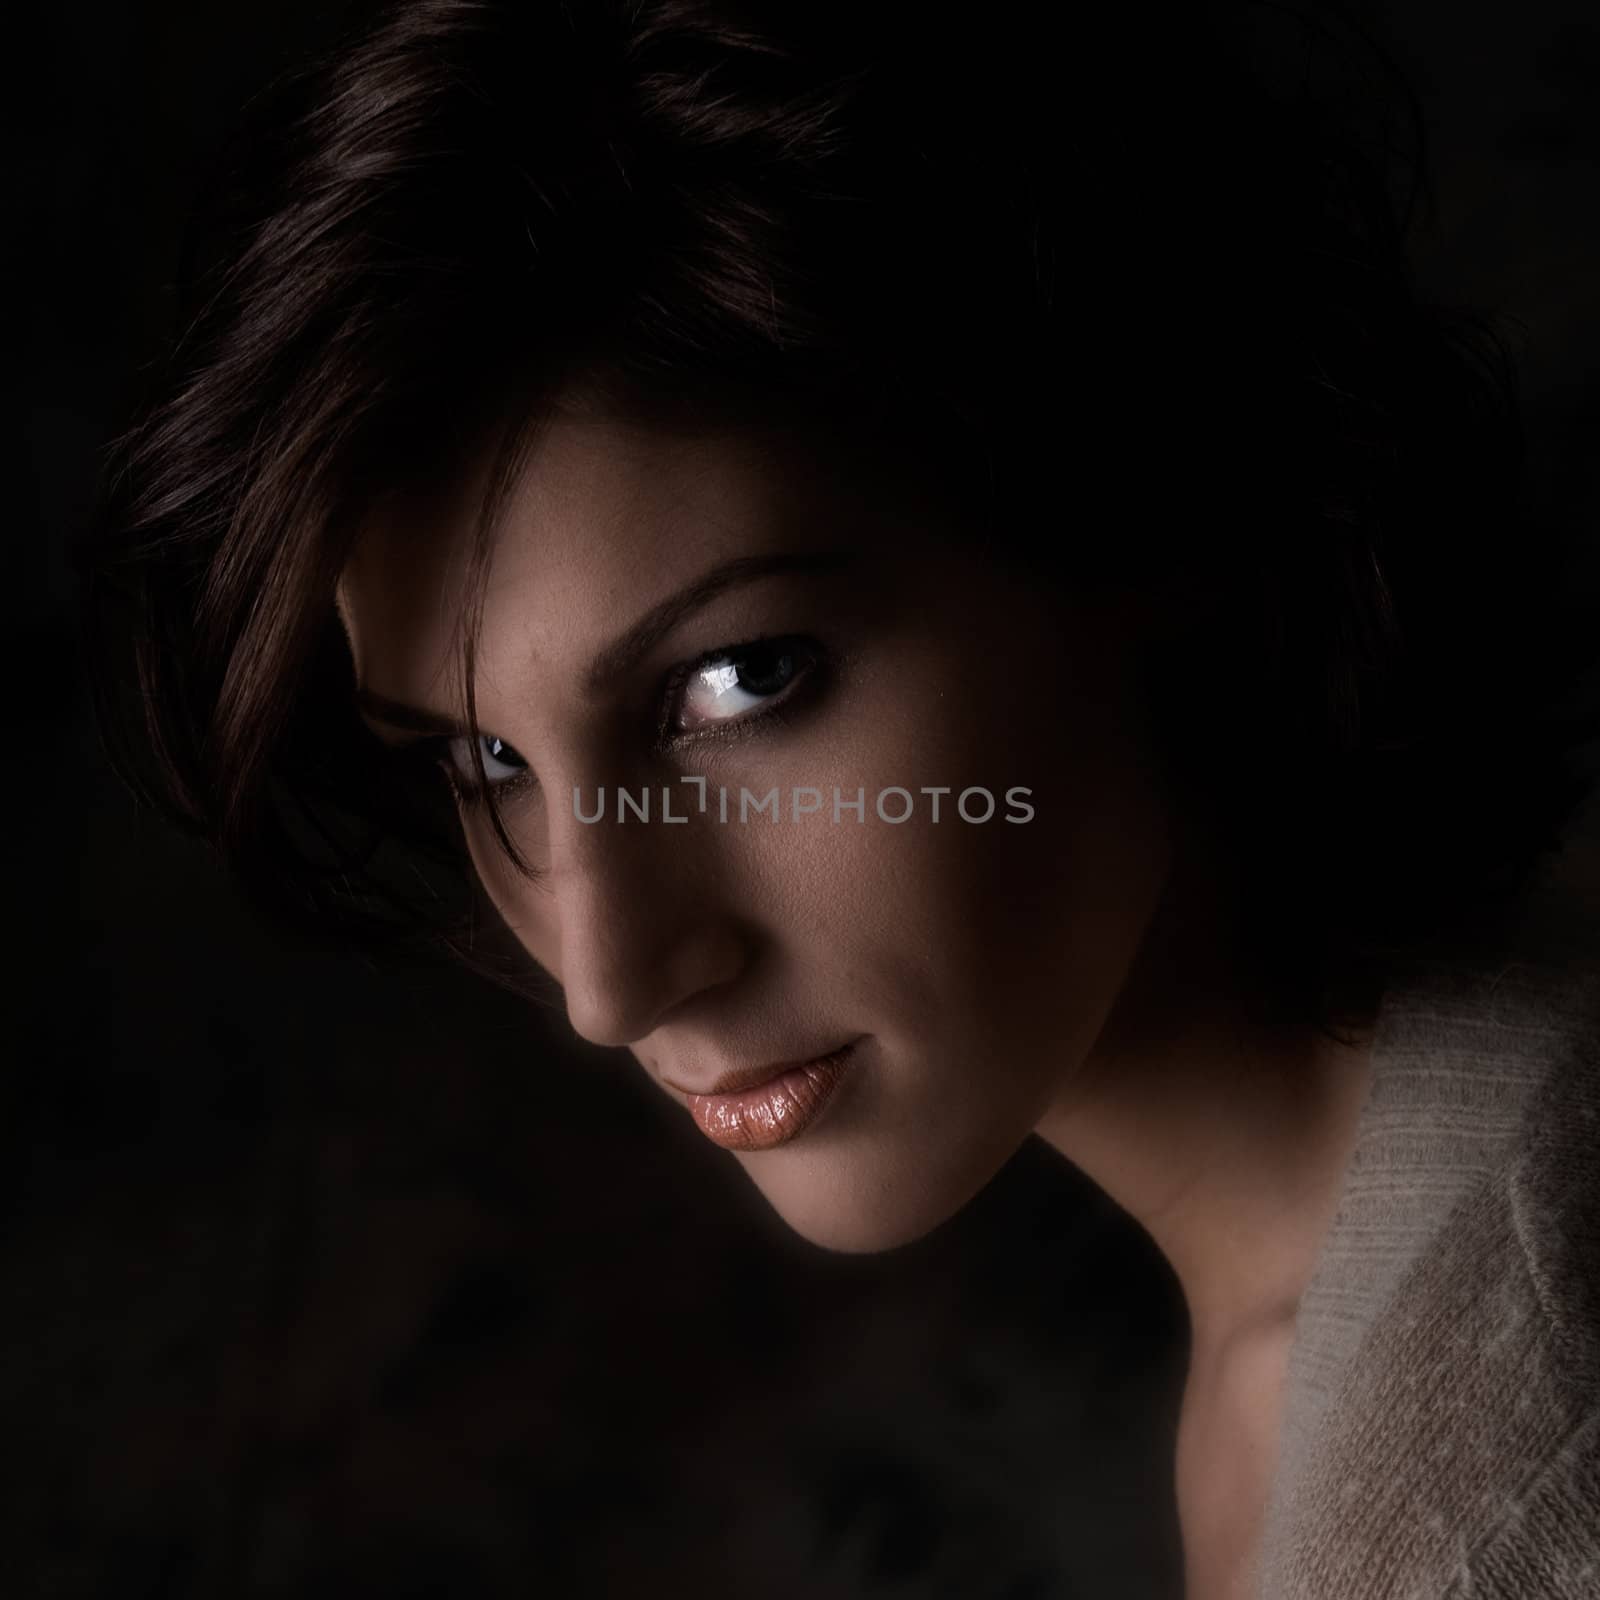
top-left (1256, 901), bottom-right (1599, 1598)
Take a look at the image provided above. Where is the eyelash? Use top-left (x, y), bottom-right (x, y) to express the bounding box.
top-left (400, 634), bottom-right (824, 807)
top-left (656, 634), bottom-right (821, 749)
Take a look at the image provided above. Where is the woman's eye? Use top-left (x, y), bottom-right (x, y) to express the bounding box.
top-left (443, 732), bottom-right (529, 788)
top-left (672, 638), bottom-right (816, 732)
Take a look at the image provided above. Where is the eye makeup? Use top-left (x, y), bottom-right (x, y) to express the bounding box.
top-left (656, 633), bottom-right (824, 744)
top-left (368, 630), bottom-right (830, 807)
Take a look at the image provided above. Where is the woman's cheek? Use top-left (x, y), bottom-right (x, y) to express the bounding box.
top-left (460, 809), bottom-right (561, 973)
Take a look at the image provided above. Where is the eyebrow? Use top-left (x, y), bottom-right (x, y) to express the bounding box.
top-left (353, 691), bottom-right (470, 737)
top-left (582, 548), bottom-right (854, 692)
top-left (354, 547), bottom-right (856, 736)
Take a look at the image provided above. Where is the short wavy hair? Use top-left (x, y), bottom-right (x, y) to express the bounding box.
top-left (80, 0), bottom-right (1600, 1030)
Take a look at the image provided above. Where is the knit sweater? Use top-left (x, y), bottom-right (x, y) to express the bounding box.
top-left (1256, 892), bottom-right (1600, 1598)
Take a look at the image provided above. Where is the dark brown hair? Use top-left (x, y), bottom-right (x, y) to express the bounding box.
top-left (80, 0), bottom-right (1600, 1027)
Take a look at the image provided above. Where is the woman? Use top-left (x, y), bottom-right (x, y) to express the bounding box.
top-left (82, 1), bottom-right (1599, 1595)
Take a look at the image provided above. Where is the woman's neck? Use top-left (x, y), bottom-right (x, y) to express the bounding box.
top-left (1034, 844), bottom-right (1377, 1598)
top-left (1033, 840), bottom-right (1377, 1358)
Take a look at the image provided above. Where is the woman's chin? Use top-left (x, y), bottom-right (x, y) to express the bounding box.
top-left (739, 1153), bottom-right (1009, 1256)
top-left (762, 1199), bottom-right (955, 1255)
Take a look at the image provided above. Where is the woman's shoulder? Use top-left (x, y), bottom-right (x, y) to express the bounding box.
top-left (1381, 850), bottom-right (1599, 1386)
top-left (1293, 1098), bottom-right (1598, 1599)
top-left (1260, 852), bottom-right (1599, 1597)
top-left (1265, 1050), bottom-right (1599, 1598)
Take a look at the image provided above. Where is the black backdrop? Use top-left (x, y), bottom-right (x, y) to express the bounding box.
top-left (12, 3), bottom-right (1600, 1597)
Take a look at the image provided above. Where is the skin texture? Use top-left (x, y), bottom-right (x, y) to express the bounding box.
top-left (337, 400), bottom-right (1376, 1598)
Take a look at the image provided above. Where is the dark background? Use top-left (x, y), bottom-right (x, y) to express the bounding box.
top-left (12, 3), bottom-right (1600, 1597)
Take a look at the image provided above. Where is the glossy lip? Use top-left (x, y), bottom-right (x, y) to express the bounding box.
top-left (663, 1041), bottom-right (860, 1101)
top-left (668, 1037), bottom-right (865, 1152)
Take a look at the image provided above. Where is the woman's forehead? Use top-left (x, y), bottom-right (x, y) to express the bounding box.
top-left (334, 407), bottom-right (916, 692)
top-left (347, 415), bottom-right (851, 594)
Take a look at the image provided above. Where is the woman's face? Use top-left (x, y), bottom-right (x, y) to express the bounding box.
top-left (338, 404), bottom-right (1178, 1252)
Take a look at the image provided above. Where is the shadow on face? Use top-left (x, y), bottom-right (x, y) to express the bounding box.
top-left (338, 399), bottom-right (1181, 1252)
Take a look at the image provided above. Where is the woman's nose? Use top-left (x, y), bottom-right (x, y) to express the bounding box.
top-left (545, 792), bottom-right (750, 1049)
